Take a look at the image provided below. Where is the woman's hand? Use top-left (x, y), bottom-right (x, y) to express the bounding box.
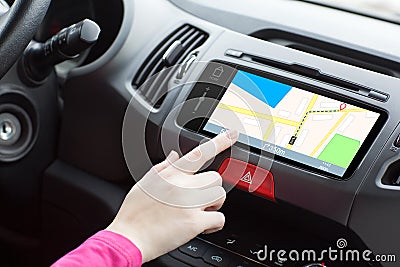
top-left (107, 130), bottom-right (238, 263)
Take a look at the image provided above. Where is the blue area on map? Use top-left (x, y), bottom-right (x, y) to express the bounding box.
top-left (231, 70), bottom-right (292, 108)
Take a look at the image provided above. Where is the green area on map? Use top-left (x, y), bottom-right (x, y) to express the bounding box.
top-left (317, 134), bottom-right (361, 169)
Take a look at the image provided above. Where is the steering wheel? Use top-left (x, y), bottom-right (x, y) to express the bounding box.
top-left (0, 0), bottom-right (51, 79)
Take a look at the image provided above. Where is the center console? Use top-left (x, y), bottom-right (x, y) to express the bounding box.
top-left (139, 52), bottom-right (394, 267)
top-left (134, 23), bottom-right (400, 267)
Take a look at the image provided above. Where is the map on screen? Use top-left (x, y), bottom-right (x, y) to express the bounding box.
top-left (204, 70), bottom-right (380, 177)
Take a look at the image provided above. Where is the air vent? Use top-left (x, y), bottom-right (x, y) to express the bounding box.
top-left (132, 24), bottom-right (208, 108)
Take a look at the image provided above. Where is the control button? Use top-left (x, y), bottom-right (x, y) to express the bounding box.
top-left (199, 232), bottom-right (243, 253)
top-left (226, 237), bottom-right (237, 247)
top-left (193, 87), bottom-right (211, 114)
top-left (179, 239), bottom-right (209, 258)
top-left (368, 90), bottom-right (389, 102)
top-left (203, 248), bottom-right (231, 267)
top-left (176, 83), bottom-right (223, 129)
top-left (196, 62), bottom-right (236, 87)
top-left (225, 49), bottom-right (243, 58)
top-left (218, 158), bottom-right (275, 201)
top-left (212, 66), bottom-right (224, 78)
top-left (394, 133), bottom-right (400, 148)
top-left (223, 234), bottom-right (247, 253)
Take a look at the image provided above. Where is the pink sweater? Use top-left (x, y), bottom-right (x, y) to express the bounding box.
top-left (51, 230), bottom-right (142, 267)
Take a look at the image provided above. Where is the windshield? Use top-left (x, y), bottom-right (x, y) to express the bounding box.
top-left (305, 0), bottom-right (400, 23)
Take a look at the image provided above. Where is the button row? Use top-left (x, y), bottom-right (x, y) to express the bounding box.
top-left (173, 238), bottom-right (263, 267)
top-left (171, 237), bottom-right (327, 267)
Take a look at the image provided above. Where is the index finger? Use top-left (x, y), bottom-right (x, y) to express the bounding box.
top-left (169, 129), bottom-right (239, 174)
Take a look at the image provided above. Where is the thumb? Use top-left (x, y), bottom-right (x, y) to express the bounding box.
top-left (199, 211), bottom-right (225, 235)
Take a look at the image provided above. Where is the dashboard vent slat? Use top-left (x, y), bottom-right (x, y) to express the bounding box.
top-left (133, 26), bottom-right (190, 87)
top-left (132, 24), bottom-right (208, 108)
top-left (178, 34), bottom-right (207, 64)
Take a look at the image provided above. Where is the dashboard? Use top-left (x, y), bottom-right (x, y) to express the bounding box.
top-left (2, 0), bottom-right (399, 266)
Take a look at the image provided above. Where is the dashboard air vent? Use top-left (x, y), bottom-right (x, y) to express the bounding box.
top-left (132, 24), bottom-right (208, 108)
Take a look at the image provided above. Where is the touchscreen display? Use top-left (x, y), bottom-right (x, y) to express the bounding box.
top-left (203, 70), bottom-right (381, 177)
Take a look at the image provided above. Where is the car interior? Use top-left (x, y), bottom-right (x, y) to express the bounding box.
top-left (1, 0), bottom-right (400, 266)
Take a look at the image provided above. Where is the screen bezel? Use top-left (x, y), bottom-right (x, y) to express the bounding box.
top-left (180, 61), bottom-right (388, 180)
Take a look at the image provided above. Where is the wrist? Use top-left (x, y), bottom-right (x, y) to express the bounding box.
top-left (106, 222), bottom-right (149, 263)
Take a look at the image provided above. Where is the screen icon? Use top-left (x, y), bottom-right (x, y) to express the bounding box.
top-left (192, 87), bottom-right (210, 114)
top-left (212, 66), bottom-right (224, 78)
top-left (187, 245), bottom-right (197, 252)
top-left (226, 239), bottom-right (236, 245)
top-left (211, 255), bottom-right (223, 263)
top-left (240, 172), bottom-right (252, 184)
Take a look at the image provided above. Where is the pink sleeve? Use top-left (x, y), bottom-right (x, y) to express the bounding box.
top-left (51, 230), bottom-right (142, 267)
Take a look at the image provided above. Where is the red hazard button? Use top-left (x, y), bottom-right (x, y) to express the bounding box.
top-left (218, 158), bottom-right (275, 201)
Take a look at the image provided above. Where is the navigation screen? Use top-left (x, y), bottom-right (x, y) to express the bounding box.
top-left (203, 70), bottom-right (381, 177)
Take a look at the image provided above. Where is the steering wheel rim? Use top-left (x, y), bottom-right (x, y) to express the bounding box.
top-left (0, 0), bottom-right (51, 79)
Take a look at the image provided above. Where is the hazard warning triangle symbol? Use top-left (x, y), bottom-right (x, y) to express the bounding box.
top-left (240, 171), bottom-right (252, 184)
